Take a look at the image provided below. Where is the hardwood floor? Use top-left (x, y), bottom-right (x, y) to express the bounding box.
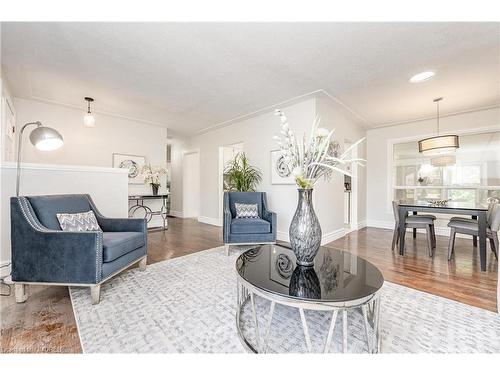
top-left (326, 228), bottom-right (498, 312)
top-left (1, 218), bottom-right (497, 353)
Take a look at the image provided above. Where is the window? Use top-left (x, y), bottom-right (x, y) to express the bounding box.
top-left (393, 131), bottom-right (500, 206)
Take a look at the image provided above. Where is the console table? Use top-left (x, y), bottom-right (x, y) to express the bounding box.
top-left (128, 194), bottom-right (169, 230)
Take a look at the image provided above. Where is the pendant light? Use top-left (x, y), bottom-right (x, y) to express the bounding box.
top-left (83, 97), bottom-right (96, 127)
top-left (418, 97), bottom-right (459, 155)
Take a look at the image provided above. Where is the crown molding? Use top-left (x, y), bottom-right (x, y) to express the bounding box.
top-left (194, 90), bottom-right (321, 135)
top-left (318, 89), bottom-right (373, 127)
top-left (194, 89), bottom-right (371, 135)
top-left (14, 95), bottom-right (170, 129)
top-left (371, 103), bottom-right (500, 129)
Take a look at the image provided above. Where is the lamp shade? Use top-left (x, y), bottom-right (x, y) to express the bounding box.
top-left (418, 135), bottom-right (459, 155)
top-left (29, 126), bottom-right (64, 151)
top-left (83, 113), bottom-right (95, 127)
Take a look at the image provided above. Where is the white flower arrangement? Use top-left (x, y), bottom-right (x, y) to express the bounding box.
top-left (142, 164), bottom-right (167, 187)
top-left (273, 109), bottom-right (365, 189)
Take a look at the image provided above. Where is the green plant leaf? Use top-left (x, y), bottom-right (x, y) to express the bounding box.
top-left (223, 152), bottom-right (262, 192)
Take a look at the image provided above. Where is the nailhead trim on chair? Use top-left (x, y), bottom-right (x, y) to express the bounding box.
top-left (17, 197), bottom-right (102, 283)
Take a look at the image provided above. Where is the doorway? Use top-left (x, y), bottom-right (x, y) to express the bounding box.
top-left (182, 150), bottom-right (200, 219)
top-left (343, 140), bottom-right (358, 233)
top-left (218, 142), bottom-right (244, 225)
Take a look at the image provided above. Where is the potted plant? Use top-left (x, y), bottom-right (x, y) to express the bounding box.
top-left (273, 109), bottom-right (365, 265)
top-left (142, 164), bottom-right (167, 195)
top-left (224, 152), bottom-right (262, 192)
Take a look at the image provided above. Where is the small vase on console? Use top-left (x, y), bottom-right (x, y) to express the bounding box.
top-left (151, 183), bottom-right (159, 196)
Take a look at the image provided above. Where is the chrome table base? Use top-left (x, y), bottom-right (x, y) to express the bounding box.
top-left (236, 278), bottom-right (381, 353)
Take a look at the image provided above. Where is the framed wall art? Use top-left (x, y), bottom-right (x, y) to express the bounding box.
top-left (112, 153), bottom-right (146, 184)
top-left (270, 150), bottom-right (295, 185)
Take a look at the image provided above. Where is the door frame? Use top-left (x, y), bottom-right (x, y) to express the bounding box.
top-left (218, 142), bottom-right (244, 226)
top-left (182, 148), bottom-right (200, 219)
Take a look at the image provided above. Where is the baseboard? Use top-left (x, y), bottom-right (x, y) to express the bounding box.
top-left (367, 219), bottom-right (394, 229)
top-left (147, 216), bottom-right (165, 228)
top-left (277, 228), bottom-right (346, 245)
top-left (321, 228), bottom-right (346, 245)
top-left (169, 210), bottom-right (184, 218)
top-left (355, 220), bottom-right (367, 230)
top-left (277, 230), bottom-right (289, 243)
top-left (198, 216), bottom-right (221, 227)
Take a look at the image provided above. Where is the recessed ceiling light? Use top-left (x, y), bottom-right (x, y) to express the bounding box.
top-left (409, 71), bottom-right (435, 83)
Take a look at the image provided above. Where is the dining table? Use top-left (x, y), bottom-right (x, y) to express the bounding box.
top-left (397, 200), bottom-right (489, 271)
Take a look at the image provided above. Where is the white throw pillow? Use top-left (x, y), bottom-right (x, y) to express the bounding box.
top-left (235, 203), bottom-right (259, 218)
top-left (56, 211), bottom-right (101, 231)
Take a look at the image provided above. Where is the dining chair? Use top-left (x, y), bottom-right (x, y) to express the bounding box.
top-left (391, 201), bottom-right (436, 257)
top-left (447, 203), bottom-right (499, 262)
top-left (448, 201), bottom-right (497, 246)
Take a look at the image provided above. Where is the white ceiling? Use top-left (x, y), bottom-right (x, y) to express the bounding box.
top-left (2, 22), bottom-right (499, 135)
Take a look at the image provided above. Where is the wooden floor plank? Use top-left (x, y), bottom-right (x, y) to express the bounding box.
top-left (0, 219), bottom-right (497, 353)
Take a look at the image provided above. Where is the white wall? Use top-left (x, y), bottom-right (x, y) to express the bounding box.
top-left (191, 99), bottom-right (315, 237)
top-left (1, 76), bottom-right (16, 163)
top-left (0, 69), bottom-right (16, 277)
top-left (13, 98), bottom-right (169, 226)
top-left (191, 95), bottom-right (366, 243)
top-left (314, 96), bottom-right (367, 238)
top-left (366, 107), bottom-right (500, 231)
top-left (0, 163), bottom-right (129, 278)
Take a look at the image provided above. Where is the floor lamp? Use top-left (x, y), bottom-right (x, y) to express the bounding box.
top-left (16, 121), bottom-right (64, 196)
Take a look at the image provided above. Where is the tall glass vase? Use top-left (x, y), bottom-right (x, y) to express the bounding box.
top-left (289, 188), bottom-right (322, 266)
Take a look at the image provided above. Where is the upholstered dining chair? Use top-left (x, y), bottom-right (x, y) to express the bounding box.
top-left (448, 201), bottom-right (498, 247)
top-left (392, 200), bottom-right (436, 257)
top-left (10, 194), bottom-right (147, 305)
top-left (447, 203), bottom-right (499, 262)
top-left (223, 192), bottom-right (276, 255)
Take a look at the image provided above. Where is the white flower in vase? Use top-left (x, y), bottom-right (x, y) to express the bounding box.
top-left (273, 109), bottom-right (365, 189)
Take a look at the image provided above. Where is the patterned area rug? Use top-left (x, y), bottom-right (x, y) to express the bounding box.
top-left (70, 246), bottom-right (500, 353)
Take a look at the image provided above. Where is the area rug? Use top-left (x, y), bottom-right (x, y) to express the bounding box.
top-left (69, 246), bottom-right (500, 353)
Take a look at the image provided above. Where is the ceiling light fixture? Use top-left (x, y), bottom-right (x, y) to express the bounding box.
top-left (418, 97), bottom-right (459, 156)
top-left (409, 71), bottom-right (435, 83)
top-left (83, 97), bottom-right (95, 127)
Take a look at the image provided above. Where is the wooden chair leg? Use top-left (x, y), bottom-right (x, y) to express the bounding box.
top-left (391, 225), bottom-right (398, 251)
top-left (430, 224), bottom-right (436, 248)
top-left (91, 285), bottom-right (101, 305)
top-left (448, 228), bottom-right (456, 261)
top-left (426, 225), bottom-right (434, 257)
top-left (473, 235), bottom-right (477, 247)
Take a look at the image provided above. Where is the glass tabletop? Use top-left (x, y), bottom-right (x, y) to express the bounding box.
top-left (235, 244), bottom-right (384, 303)
top-left (398, 199), bottom-right (488, 210)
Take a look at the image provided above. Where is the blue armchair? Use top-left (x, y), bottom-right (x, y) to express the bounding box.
top-left (223, 192), bottom-right (277, 254)
top-left (10, 194), bottom-right (147, 304)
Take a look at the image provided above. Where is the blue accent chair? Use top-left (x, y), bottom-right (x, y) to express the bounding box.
top-left (223, 192), bottom-right (277, 254)
top-left (10, 194), bottom-right (147, 304)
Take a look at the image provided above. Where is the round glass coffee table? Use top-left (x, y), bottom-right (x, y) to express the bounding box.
top-left (235, 244), bottom-right (384, 353)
